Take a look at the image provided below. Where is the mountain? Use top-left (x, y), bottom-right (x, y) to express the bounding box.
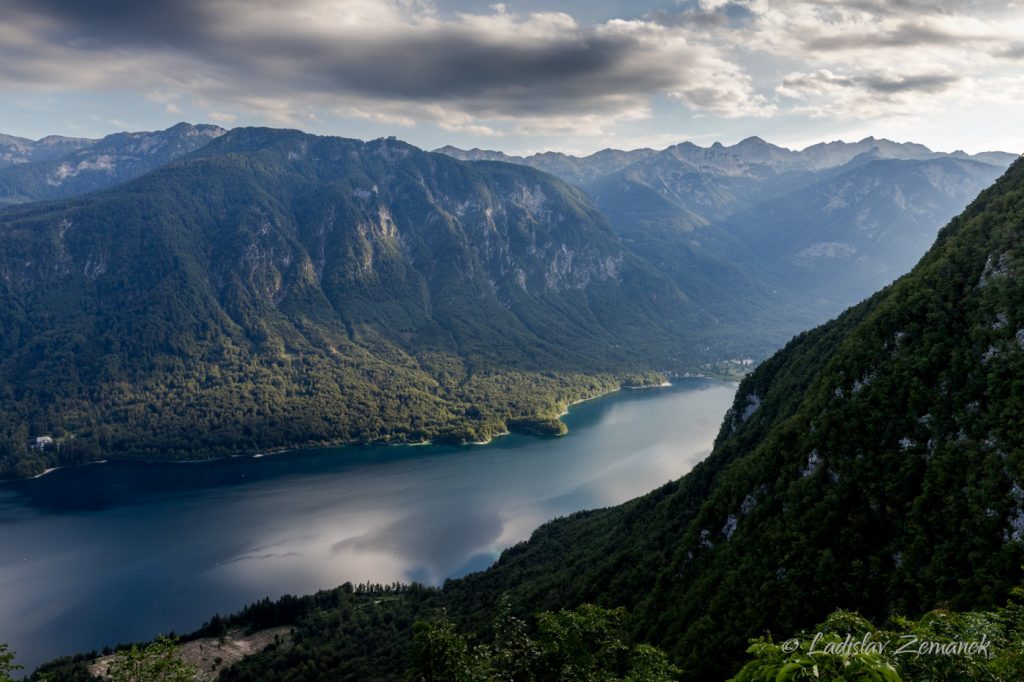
top-left (0, 132), bottom-right (95, 169)
top-left (0, 127), bottom-right (726, 479)
top-left (435, 157), bottom-right (1024, 678)
top-left (436, 145), bottom-right (657, 187)
top-left (0, 123), bottom-right (226, 205)
top-left (66, 156), bottom-right (1024, 682)
top-left (440, 136), bottom-right (1014, 179)
top-left (720, 154), bottom-right (1009, 315)
top-left (441, 137), bottom-right (1017, 324)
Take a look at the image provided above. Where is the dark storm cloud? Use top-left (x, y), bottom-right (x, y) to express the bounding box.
top-left (781, 69), bottom-right (961, 97)
top-left (857, 72), bottom-right (960, 94)
top-left (838, 0), bottom-right (954, 14)
top-left (803, 22), bottom-right (968, 51)
top-left (248, 30), bottom-right (676, 113)
top-left (330, 34), bottom-right (632, 97)
top-left (1, 0), bottom-right (724, 119)
top-left (8, 0), bottom-right (211, 46)
top-left (4, 0), bottom-right (1014, 128)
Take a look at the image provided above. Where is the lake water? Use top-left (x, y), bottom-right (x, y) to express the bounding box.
top-left (0, 379), bottom-right (735, 672)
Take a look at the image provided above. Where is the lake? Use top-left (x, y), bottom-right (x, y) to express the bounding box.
top-left (0, 379), bottom-right (735, 672)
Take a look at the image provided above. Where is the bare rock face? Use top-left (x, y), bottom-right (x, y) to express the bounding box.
top-left (0, 122), bottom-right (226, 205)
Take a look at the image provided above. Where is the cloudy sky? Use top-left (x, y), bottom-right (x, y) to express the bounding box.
top-left (3, 0), bottom-right (1023, 154)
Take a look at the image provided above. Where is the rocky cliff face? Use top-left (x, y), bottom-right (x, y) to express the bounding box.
top-left (0, 132), bottom-right (95, 169)
top-left (440, 136), bottom-right (1019, 333)
top-left (0, 123), bottom-right (225, 204)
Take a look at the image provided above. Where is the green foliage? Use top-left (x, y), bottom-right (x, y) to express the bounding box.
top-left (534, 604), bottom-right (631, 680)
top-left (732, 591), bottom-right (1024, 682)
top-left (0, 644), bottom-right (22, 682)
top-left (731, 612), bottom-right (900, 682)
top-left (487, 597), bottom-right (540, 680)
top-left (410, 603), bottom-right (679, 682)
top-left (103, 637), bottom-right (195, 682)
top-left (410, 618), bottom-right (491, 682)
top-left (25, 155), bottom-right (1024, 682)
top-left (98, 634), bottom-right (194, 679)
top-left (216, 583), bottom-right (443, 682)
top-left (438, 159), bottom-right (1024, 680)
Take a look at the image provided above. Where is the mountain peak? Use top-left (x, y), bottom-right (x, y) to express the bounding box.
top-left (0, 122), bottom-right (232, 204)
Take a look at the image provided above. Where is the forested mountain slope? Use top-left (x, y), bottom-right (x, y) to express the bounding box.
top-left (435, 157), bottom-right (1024, 678)
top-left (0, 128), bottom-right (718, 478)
top-left (720, 154), bottom-right (1009, 314)
top-left (0, 132), bottom-right (94, 169)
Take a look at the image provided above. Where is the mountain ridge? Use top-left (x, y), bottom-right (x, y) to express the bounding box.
top-left (442, 136), bottom-right (1018, 324)
top-left (0, 122), bottom-right (226, 204)
top-left (437, 136), bottom-right (1018, 179)
top-left (0, 127), bottom-right (718, 478)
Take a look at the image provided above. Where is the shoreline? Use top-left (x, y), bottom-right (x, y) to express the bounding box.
top-left (626, 380), bottom-right (673, 390)
top-left (559, 386), bottom-right (623, 417)
top-left (470, 430), bottom-right (511, 446)
top-left (3, 377), bottom-right (712, 483)
top-left (30, 466), bottom-right (61, 480)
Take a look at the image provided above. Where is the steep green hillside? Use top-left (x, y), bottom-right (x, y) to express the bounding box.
top-left (436, 158), bottom-right (1024, 678)
top-left (0, 128), bottom-right (715, 478)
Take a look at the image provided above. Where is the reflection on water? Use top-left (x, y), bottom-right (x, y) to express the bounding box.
top-left (0, 379), bottom-right (735, 671)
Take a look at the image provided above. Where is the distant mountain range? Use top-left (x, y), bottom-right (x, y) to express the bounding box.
top-left (437, 136), bottom-right (1015, 184)
top-left (0, 122), bottom-right (225, 205)
top-left (1, 124), bottom-right (1012, 333)
top-left (0, 132), bottom-right (94, 168)
top-left (439, 138), bottom-right (1018, 317)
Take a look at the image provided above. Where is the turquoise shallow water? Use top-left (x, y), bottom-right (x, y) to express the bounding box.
top-left (0, 378), bottom-right (736, 672)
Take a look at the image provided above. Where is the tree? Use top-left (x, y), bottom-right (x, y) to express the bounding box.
top-left (104, 636), bottom-right (195, 682)
top-left (0, 644), bottom-right (22, 682)
top-left (410, 616), bottom-right (491, 682)
top-left (410, 604), bottom-right (679, 682)
top-left (489, 596), bottom-right (540, 681)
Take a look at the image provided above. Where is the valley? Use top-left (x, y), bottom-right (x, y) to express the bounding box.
top-left (3, 1), bottom-right (1024, 679)
top-left (0, 125), bottom-right (1021, 682)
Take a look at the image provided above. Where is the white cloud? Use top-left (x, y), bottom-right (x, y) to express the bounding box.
top-left (0, 0), bottom-right (771, 131)
top-left (207, 111), bottom-right (238, 123)
top-left (1, 0), bottom-right (1023, 150)
top-left (723, 0), bottom-right (1024, 121)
